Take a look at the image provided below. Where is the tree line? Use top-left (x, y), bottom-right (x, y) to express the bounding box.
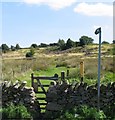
top-left (1, 35), bottom-right (113, 53)
top-left (0, 44), bottom-right (20, 53)
top-left (31, 35), bottom-right (94, 50)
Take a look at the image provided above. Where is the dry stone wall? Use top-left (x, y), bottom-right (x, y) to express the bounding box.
top-left (46, 82), bottom-right (115, 111)
top-left (1, 81), bottom-right (40, 118)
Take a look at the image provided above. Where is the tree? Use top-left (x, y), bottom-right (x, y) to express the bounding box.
top-left (66, 38), bottom-right (75, 49)
top-left (31, 44), bottom-right (38, 48)
top-left (39, 43), bottom-right (48, 47)
top-left (113, 40), bottom-right (115, 44)
top-left (15, 44), bottom-right (20, 50)
top-left (102, 41), bottom-right (109, 44)
top-left (11, 45), bottom-right (16, 51)
top-left (79, 36), bottom-right (94, 46)
top-left (49, 43), bottom-right (58, 46)
top-left (1, 44), bottom-right (9, 53)
top-left (75, 41), bottom-right (80, 47)
top-left (58, 39), bottom-right (66, 50)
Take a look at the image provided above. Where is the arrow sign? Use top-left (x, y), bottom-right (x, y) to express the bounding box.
top-left (95, 27), bottom-right (101, 35)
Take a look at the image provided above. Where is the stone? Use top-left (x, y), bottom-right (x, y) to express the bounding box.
top-left (46, 102), bottom-right (62, 111)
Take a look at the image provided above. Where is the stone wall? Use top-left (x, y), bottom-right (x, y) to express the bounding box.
top-left (46, 82), bottom-right (115, 111)
top-left (1, 81), bottom-right (40, 118)
top-left (1, 80), bottom-right (115, 118)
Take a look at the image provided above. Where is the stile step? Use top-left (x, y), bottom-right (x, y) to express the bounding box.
top-left (37, 91), bottom-right (46, 94)
top-left (37, 97), bottom-right (46, 100)
top-left (39, 103), bottom-right (47, 105)
top-left (40, 107), bottom-right (46, 110)
top-left (38, 85), bottom-right (49, 87)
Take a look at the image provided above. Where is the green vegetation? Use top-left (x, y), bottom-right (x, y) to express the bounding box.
top-left (79, 36), bottom-right (94, 46)
top-left (2, 44), bottom-right (114, 85)
top-left (26, 47), bottom-right (35, 58)
top-left (55, 105), bottom-right (106, 120)
top-left (1, 103), bottom-right (32, 119)
top-left (1, 44), bottom-right (9, 53)
top-left (1, 43), bottom-right (115, 119)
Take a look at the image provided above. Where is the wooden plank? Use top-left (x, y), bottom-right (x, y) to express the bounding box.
top-left (38, 85), bottom-right (49, 87)
top-left (37, 98), bottom-right (46, 100)
top-left (40, 107), bottom-right (46, 110)
top-left (39, 103), bottom-right (47, 105)
top-left (37, 91), bottom-right (46, 94)
top-left (32, 76), bottom-right (58, 81)
top-left (37, 79), bottom-right (46, 94)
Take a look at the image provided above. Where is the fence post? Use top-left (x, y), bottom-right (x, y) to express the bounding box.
top-left (66, 70), bottom-right (69, 77)
top-left (61, 71), bottom-right (65, 83)
top-left (31, 73), bottom-right (34, 87)
top-left (80, 61), bottom-right (84, 83)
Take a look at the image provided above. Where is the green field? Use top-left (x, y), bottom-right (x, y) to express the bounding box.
top-left (2, 44), bottom-right (114, 85)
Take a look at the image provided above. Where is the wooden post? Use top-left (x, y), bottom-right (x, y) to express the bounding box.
top-left (80, 61), bottom-right (84, 83)
top-left (61, 71), bottom-right (65, 83)
top-left (31, 73), bottom-right (34, 87)
top-left (66, 70), bottom-right (69, 77)
top-left (33, 82), bottom-right (38, 93)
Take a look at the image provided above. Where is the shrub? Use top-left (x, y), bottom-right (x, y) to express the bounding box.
top-left (26, 48), bottom-right (35, 58)
top-left (26, 52), bottom-right (33, 57)
top-left (2, 103), bottom-right (32, 119)
top-left (55, 105), bottom-right (106, 120)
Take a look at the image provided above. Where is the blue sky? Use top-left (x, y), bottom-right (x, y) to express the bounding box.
top-left (1, 0), bottom-right (114, 47)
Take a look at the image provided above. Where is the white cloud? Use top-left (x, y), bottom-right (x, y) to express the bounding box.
top-left (23, 0), bottom-right (77, 10)
top-left (74, 3), bottom-right (113, 17)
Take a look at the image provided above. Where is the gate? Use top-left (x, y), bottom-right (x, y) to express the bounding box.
top-left (31, 73), bottom-right (59, 111)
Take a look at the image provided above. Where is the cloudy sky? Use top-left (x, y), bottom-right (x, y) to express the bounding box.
top-left (1, 0), bottom-right (114, 47)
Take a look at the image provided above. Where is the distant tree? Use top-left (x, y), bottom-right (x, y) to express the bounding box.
top-left (39, 43), bottom-right (48, 47)
top-left (102, 41), bottom-right (109, 44)
top-left (49, 43), bottom-right (58, 46)
top-left (113, 40), bottom-right (115, 44)
top-left (31, 44), bottom-right (38, 48)
top-left (15, 44), bottom-right (20, 50)
top-left (66, 38), bottom-right (75, 49)
top-left (11, 45), bottom-right (16, 51)
top-left (79, 36), bottom-right (94, 46)
top-left (1, 44), bottom-right (9, 53)
top-left (58, 39), bottom-right (66, 50)
top-left (75, 41), bottom-right (80, 47)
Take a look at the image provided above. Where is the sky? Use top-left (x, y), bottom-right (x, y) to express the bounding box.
top-left (1, 0), bottom-right (114, 48)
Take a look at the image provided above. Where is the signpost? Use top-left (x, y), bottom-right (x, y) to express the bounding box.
top-left (95, 27), bottom-right (101, 111)
top-left (80, 61), bottom-right (84, 83)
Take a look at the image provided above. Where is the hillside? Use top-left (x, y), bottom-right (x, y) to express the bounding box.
top-left (2, 44), bottom-right (113, 60)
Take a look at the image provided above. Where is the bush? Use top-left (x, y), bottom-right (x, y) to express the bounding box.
top-left (55, 105), bottom-right (106, 120)
top-left (2, 103), bottom-right (32, 119)
top-left (26, 48), bottom-right (35, 58)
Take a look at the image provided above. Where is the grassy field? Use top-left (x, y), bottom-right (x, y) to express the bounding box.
top-left (2, 44), bottom-right (114, 86)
